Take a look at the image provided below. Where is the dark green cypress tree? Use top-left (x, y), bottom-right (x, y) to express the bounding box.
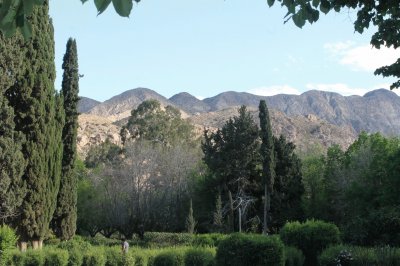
top-left (0, 95), bottom-right (26, 223)
top-left (270, 135), bottom-right (304, 231)
top-left (5, 1), bottom-right (64, 249)
top-left (0, 33), bottom-right (26, 224)
top-left (52, 38), bottom-right (79, 240)
top-left (259, 100), bottom-right (275, 235)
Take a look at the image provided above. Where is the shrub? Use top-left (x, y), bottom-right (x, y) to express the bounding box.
top-left (153, 250), bottom-right (184, 266)
top-left (7, 249), bottom-right (25, 266)
top-left (184, 248), bottom-right (215, 266)
top-left (280, 220), bottom-right (340, 266)
top-left (284, 246), bottom-right (304, 266)
top-left (193, 235), bottom-right (213, 247)
top-left (193, 234), bottom-right (226, 247)
top-left (44, 248), bottom-right (69, 266)
top-left (105, 247), bottom-right (124, 266)
top-left (319, 245), bottom-right (400, 266)
top-left (144, 232), bottom-right (194, 248)
top-left (318, 245), bottom-right (351, 266)
top-left (25, 250), bottom-right (45, 266)
top-left (0, 225), bottom-right (18, 266)
top-left (58, 237), bottom-right (92, 266)
top-left (216, 233), bottom-right (284, 266)
top-left (82, 247), bottom-right (106, 266)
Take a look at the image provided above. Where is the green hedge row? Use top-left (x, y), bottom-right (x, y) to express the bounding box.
top-left (77, 233), bottom-right (226, 248)
top-left (319, 245), bottom-right (400, 266)
top-left (5, 246), bottom-right (216, 266)
top-left (216, 233), bottom-right (285, 266)
top-left (280, 220), bottom-right (341, 266)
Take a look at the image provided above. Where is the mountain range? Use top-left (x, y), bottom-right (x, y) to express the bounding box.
top-left (76, 87), bottom-right (400, 157)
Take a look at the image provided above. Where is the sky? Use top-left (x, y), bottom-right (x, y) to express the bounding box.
top-left (49, 0), bottom-right (400, 102)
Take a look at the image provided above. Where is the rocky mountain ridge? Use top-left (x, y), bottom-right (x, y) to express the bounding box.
top-left (77, 87), bottom-right (399, 157)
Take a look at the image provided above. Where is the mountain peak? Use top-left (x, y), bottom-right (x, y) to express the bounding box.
top-left (364, 89), bottom-right (398, 98)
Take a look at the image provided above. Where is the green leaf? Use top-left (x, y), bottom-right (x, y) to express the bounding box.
top-left (320, 0), bottom-right (331, 14)
top-left (20, 20), bottom-right (32, 40)
top-left (2, 22), bottom-right (16, 38)
top-left (292, 12), bottom-right (306, 28)
top-left (112, 0), bottom-right (132, 17)
top-left (23, 0), bottom-right (35, 15)
top-left (33, 0), bottom-right (45, 4)
top-left (312, 0), bottom-right (320, 8)
top-left (267, 0), bottom-right (275, 7)
top-left (95, 0), bottom-right (112, 15)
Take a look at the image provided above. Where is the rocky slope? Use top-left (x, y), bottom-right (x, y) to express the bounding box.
top-left (78, 97), bottom-right (101, 113)
top-left (76, 88), bottom-right (400, 158)
top-left (87, 87), bottom-right (178, 121)
top-left (189, 107), bottom-right (356, 155)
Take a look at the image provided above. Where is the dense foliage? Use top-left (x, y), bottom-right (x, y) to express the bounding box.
top-left (4, 1), bottom-right (64, 247)
top-left (216, 233), bottom-right (284, 266)
top-left (280, 220), bottom-right (341, 266)
top-left (302, 132), bottom-right (400, 246)
top-left (52, 38), bottom-right (80, 241)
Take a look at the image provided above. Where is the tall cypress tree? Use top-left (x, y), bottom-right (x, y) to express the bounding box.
top-left (0, 33), bottom-right (26, 224)
top-left (52, 38), bottom-right (79, 240)
top-left (5, 2), bottom-right (64, 249)
top-left (259, 100), bottom-right (275, 235)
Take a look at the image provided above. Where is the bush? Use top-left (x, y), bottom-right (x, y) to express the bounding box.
top-left (280, 220), bottom-right (340, 266)
top-left (193, 234), bottom-right (226, 247)
top-left (284, 246), bottom-right (304, 266)
top-left (184, 248), bottom-right (215, 266)
top-left (7, 249), bottom-right (25, 266)
top-left (216, 233), bottom-right (284, 266)
top-left (25, 250), bottom-right (45, 266)
top-left (319, 245), bottom-right (400, 266)
top-left (0, 225), bottom-right (18, 266)
top-left (144, 232), bottom-right (194, 248)
top-left (105, 247), bottom-right (124, 266)
top-left (58, 237), bottom-right (92, 266)
top-left (82, 247), bottom-right (106, 266)
top-left (44, 248), bottom-right (69, 266)
top-left (153, 250), bottom-right (184, 266)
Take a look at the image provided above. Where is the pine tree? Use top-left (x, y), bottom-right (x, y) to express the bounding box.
top-left (52, 38), bottom-right (79, 240)
top-left (259, 100), bottom-right (275, 235)
top-left (5, 2), bottom-right (64, 249)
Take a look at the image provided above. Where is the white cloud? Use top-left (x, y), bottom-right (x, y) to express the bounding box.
top-left (324, 41), bottom-right (400, 72)
top-left (248, 85), bottom-right (301, 96)
top-left (195, 96), bottom-right (205, 100)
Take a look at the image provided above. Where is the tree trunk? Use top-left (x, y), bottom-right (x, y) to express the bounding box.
top-left (238, 207), bottom-right (242, 233)
top-left (32, 239), bottom-right (43, 250)
top-left (18, 241), bottom-right (27, 252)
top-left (263, 183), bottom-right (268, 235)
top-left (228, 190), bottom-right (234, 232)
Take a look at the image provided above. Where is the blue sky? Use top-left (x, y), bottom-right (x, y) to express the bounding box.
top-left (49, 0), bottom-right (400, 102)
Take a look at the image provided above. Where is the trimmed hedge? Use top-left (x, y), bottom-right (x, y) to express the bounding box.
top-left (193, 234), bottom-right (226, 248)
top-left (319, 245), bottom-right (400, 266)
top-left (144, 232), bottom-right (194, 248)
top-left (153, 250), bottom-right (184, 266)
top-left (216, 233), bottom-right (284, 266)
top-left (284, 246), bottom-right (304, 266)
top-left (280, 220), bottom-right (340, 266)
top-left (44, 248), bottom-right (69, 266)
top-left (24, 250), bottom-right (45, 266)
top-left (0, 225), bottom-right (18, 266)
top-left (184, 248), bottom-right (215, 266)
top-left (82, 247), bottom-right (106, 266)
